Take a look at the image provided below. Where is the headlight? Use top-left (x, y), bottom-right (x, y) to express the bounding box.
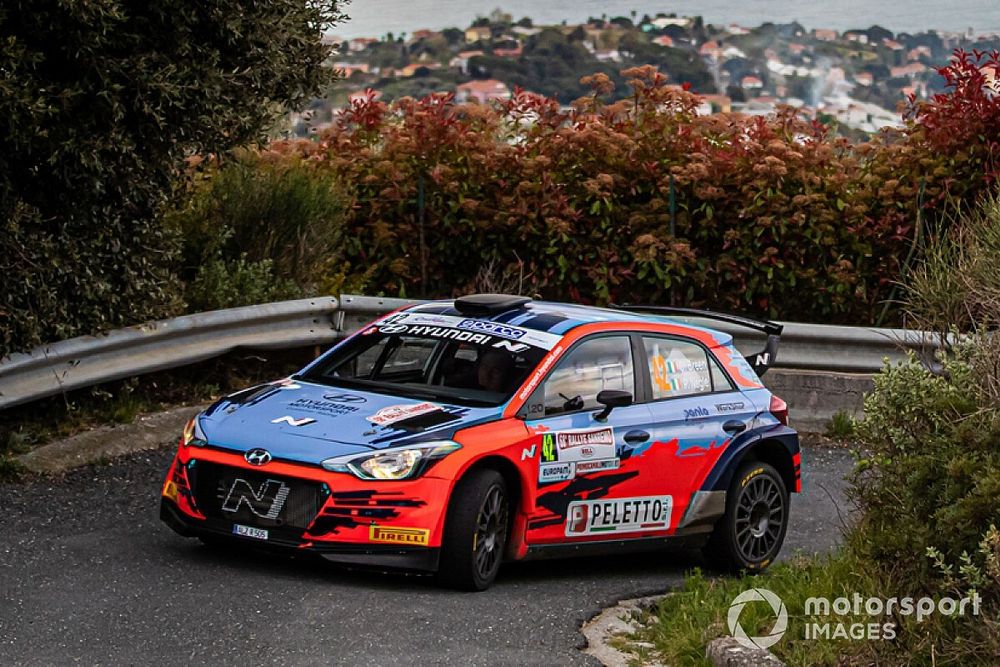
top-left (181, 416), bottom-right (208, 447)
top-left (322, 441), bottom-right (461, 480)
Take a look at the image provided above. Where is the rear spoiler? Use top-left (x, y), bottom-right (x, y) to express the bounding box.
top-left (609, 305), bottom-right (783, 376)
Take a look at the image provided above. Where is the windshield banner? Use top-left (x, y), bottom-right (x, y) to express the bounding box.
top-left (373, 312), bottom-right (562, 350)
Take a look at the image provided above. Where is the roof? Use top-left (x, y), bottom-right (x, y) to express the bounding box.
top-left (405, 299), bottom-right (732, 343)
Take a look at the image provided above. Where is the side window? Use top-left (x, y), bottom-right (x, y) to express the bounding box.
top-left (644, 337), bottom-right (715, 400)
top-left (543, 336), bottom-right (635, 416)
top-left (710, 357), bottom-right (734, 392)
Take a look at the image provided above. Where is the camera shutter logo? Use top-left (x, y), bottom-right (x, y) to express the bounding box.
top-left (727, 588), bottom-right (788, 650)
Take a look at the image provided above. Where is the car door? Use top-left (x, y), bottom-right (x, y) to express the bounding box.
top-left (637, 334), bottom-right (759, 528)
top-left (519, 334), bottom-right (672, 545)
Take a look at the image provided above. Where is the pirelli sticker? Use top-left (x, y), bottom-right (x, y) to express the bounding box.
top-left (565, 495), bottom-right (673, 536)
top-left (369, 524), bottom-right (430, 546)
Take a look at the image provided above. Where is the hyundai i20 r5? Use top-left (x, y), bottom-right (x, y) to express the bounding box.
top-left (161, 294), bottom-right (801, 590)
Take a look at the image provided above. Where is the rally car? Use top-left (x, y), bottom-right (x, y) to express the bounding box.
top-left (161, 294), bottom-right (800, 590)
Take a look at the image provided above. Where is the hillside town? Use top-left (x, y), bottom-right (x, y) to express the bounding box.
top-left (295, 9), bottom-right (1000, 136)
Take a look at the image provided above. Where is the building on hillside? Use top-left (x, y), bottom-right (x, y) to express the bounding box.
top-left (455, 79), bottom-right (511, 104)
top-left (653, 35), bottom-right (674, 48)
top-left (741, 75), bottom-right (764, 90)
top-left (697, 94), bottom-right (733, 115)
top-left (465, 26), bottom-right (491, 43)
top-left (813, 29), bottom-right (838, 42)
top-left (333, 62), bottom-right (370, 77)
top-left (493, 39), bottom-right (523, 58)
top-left (395, 63), bottom-right (440, 78)
top-left (890, 62), bottom-right (928, 78)
top-left (450, 50), bottom-right (484, 74)
top-left (854, 72), bottom-right (874, 86)
top-left (511, 26), bottom-right (541, 37)
top-left (699, 40), bottom-right (722, 60)
top-left (347, 37), bottom-right (377, 52)
top-left (650, 16), bottom-right (691, 29)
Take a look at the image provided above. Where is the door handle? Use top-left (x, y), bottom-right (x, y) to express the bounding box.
top-left (723, 420), bottom-right (747, 435)
top-left (623, 430), bottom-right (650, 444)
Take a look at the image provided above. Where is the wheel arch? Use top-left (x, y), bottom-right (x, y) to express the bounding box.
top-left (703, 427), bottom-right (800, 495)
top-left (443, 453), bottom-right (530, 560)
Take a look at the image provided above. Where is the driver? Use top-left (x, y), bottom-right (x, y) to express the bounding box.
top-left (476, 349), bottom-right (515, 393)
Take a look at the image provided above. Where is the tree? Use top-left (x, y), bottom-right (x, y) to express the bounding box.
top-left (0, 0), bottom-right (345, 357)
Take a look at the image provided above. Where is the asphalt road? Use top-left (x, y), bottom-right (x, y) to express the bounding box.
top-left (0, 444), bottom-right (852, 666)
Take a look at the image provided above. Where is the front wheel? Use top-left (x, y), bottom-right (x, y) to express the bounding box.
top-left (438, 469), bottom-right (509, 591)
top-left (704, 461), bottom-right (789, 573)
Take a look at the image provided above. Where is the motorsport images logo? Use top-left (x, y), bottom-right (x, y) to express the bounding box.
top-left (727, 588), bottom-right (788, 650)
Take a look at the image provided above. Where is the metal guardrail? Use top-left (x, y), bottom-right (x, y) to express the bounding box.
top-left (0, 294), bottom-right (938, 410)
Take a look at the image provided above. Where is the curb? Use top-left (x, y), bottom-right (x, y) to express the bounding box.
top-left (583, 594), bottom-right (786, 667)
top-left (705, 638), bottom-right (786, 666)
top-left (581, 594), bottom-right (667, 667)
top-left (16, 403), bottom-right (207, 474)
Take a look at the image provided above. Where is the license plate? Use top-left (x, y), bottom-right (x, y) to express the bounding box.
top-left (232, 524), bottom-right (269, 541)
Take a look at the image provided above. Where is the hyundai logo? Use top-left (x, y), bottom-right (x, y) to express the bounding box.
top-left (323, 393), bottom-right (367, 403)
top-left (244, 448), bottom-right (272, 466)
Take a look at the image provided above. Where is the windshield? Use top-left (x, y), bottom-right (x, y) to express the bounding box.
top-left (301, 312), bottom-right (560, 406)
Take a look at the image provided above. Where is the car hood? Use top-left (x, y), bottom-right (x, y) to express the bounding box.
top-left (198, 379), bottom-right (502, 465)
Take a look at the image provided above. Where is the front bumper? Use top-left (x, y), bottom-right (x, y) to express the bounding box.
top-left (161, 498), bottom-right (441, 571)
top-left (159, 446), bottom-right (449, 573)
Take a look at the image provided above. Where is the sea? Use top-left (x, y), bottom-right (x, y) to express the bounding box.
top-left (335, 0), bottom-right (1000, 38)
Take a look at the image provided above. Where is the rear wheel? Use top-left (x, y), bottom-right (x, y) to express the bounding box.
top-left (438, 469), bottom-right (509, 591)
top-left (704, 461), bottom-right (789, 573)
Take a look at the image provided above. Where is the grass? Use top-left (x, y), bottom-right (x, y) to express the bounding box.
top-left (825, 410), bottom-right (856, 440)
top-left (625, 552), bottom-right (880, 666)
top-left (625, 546), bottom-right (998, 666)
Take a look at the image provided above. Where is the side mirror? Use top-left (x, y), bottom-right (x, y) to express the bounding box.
top-left (593, 390), bottom-right (632, 421)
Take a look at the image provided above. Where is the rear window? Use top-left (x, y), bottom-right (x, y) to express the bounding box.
top-left (301, 311), bottom-right (560, 406)
top-left (642, 336), bottom-right (733, 399)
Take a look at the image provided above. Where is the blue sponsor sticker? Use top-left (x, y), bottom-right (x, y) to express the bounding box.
top-left (456, 319), bottom-right (527, 340)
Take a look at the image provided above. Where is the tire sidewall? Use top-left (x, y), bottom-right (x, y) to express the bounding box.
top-left (724, 462), bottom-right (789, 572)
top-left (440, 469), bottom-right (509, 591)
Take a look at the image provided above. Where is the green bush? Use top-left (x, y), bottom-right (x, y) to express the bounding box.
top-left (169, 155), bottom-right (349, 302)
top-left (847, 190), bottom-right (1000, 660)
top-left (0, 0), bottom-right (345, 358)
top-left (852, 347), bottom-right (1000, 595)
top-left (185, 256), bottom-right (301, 312)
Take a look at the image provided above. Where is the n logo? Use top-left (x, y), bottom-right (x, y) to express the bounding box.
top-left (755, 352), bottom-right (771, 367)
top-left (493, 340), bottom-right (530, 353)
top-left (521, 445), bottom-right (536, 460)
top-left (271, 415), bottom-right (315, 427)
top-left (221, 479), bottom-right (290, 519)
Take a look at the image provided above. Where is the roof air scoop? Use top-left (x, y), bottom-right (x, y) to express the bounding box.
top-left (454, 294), bottom-right (532, 317)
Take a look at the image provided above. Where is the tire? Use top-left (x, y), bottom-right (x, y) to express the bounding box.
top-left (438, 469), bottom-right (510, 591)
top-left (703, 461), bottom-right (789, 573)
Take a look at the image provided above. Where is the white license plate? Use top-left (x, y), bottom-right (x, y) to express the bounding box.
top-left (232, 524), bottom-right (269, 540)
